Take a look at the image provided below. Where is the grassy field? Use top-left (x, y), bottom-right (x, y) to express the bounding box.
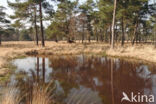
top-left (0, 41), bottom-right (156, 75)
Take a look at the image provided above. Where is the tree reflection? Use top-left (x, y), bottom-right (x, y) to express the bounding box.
top-left (11, 57), bottom-right (54, 103)
top-left (36, 57), bottom-right (39, 82)
top-left (111, 59), bottom-right (114, 104)
top-left (42, 58), bottom-right (45, 83)
top-left (49, 56), bottom-right (148, 104)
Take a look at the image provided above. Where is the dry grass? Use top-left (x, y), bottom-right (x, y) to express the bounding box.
top-left (1, 82), bottom-right (55, 104)
top-left (1, 87), bottom-right (21, 104)
top-left (0, 41), bottom-right (109, 71)
top-left (106, 44), bottom-right (156, 63)
top-left (0, 41), bottom-right (156, 75)
top-left (31, 83), bottom-right (54, 104)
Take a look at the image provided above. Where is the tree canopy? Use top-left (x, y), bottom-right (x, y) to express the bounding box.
top-left (0, 0), bottom-right (155, 47)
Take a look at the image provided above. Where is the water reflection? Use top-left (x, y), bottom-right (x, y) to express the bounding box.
top-left (11, 57), bottom-right (53, 103)
top-left (36, 57), bottom-right (39, 82)
top-left (11, 55), bottom-right (156, 104)
top-left (13, 57), bottom-right (52, 83)
top-left (111, 59), bottom-right (114, 104)
top-left (42, 58), bottom-right (45, 82)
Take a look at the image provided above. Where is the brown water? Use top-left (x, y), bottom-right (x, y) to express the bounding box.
top-left (10, 55), bottom-right (156, 104)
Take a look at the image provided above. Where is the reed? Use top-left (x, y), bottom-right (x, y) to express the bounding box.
top-left (1, 81), bottom-right (55, 104)
top-left (31, 83), bottom-right (54, 104)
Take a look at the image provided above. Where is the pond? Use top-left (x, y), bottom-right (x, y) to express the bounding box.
top-left (5, 55), bottom-right (156, 104)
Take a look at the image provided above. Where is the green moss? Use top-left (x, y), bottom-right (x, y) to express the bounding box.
top-left (0, 53), bottom-right (28, 84)
top-left (0, 61), bottom-right (17, 84)
top-left (0, 74), bottom-right (10, 82)
top-left (11, 55), bottom-right (27, 60)
top-left (16, 55), bottom-right (26, 59)
top-left (99, 51), bottom-right (107, 57)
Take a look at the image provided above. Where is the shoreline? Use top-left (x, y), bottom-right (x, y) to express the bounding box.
top-left (0, 41), bottom-right (156, 81)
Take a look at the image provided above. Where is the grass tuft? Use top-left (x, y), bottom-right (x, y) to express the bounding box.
top-left (1, 87), bottom-right (21, 104)
top-left (31, 83), bottom-right (54, 104)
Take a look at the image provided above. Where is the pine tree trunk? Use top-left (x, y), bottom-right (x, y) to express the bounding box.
top-left (82, 23), bottom-right (85, 43)
top-left (82, 33), bottom-right (84, 43)
top-left (109, 25), bottom-right (111, 45)
top-left (96, 28), bottom-right (98, 42)
top-left (96, 36), bottom-right (98, 42)
top-left (154, 28), bottom-right (156, 48)
top-left (39, 2), bottom-right (45, 47)
top-left (111, 0), bottom-right (117, 49)
top-left (100, 29), bottom-right (103, 42)
top-left (34, 6), bottom-right (38, 46)
top-left (42, 58), bottom-right (45, 82)
top-left (132, 21), bottom-right (138, 45)
top-left (0, 34), bottom-right (1, 45)
top-left (105, 29), bottom-right (108, 43)
top-left (88, 35), bottom-right (91, 43)
top-left (37, 57), bottom-right (39, 82)
top-left (121, 17), bottom-right (125, 46)
top-left (115, 25), bottom-right (118, 43)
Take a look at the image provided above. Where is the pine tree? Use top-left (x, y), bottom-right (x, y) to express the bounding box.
top-left (0, 6), bottom-right (10, 45)
top-left (79, 0), bottom-right (94, 42)
top-left (97, 0), bottom-right (114, 44)
top-left (47, 0), bottom-right (78, 43)
top-left (8, 0), bottom-right (39, 45)
top-left (8, 0), bottom-right (54, 46)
